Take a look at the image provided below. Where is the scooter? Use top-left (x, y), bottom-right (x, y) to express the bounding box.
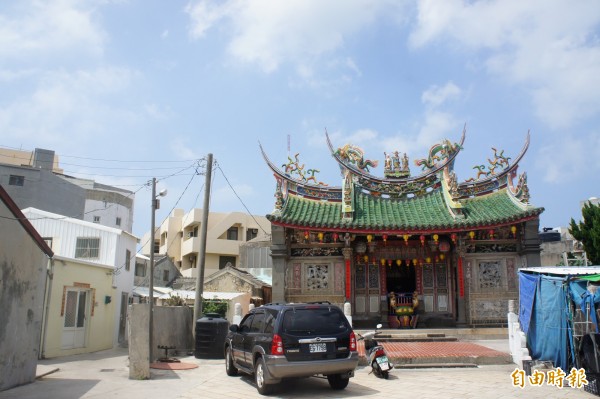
top-left (357, 324), bottom-right (393, 379)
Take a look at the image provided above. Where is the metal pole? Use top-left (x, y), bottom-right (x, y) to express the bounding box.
top-left (149, 177), bottom-right (156, 364)
top-left (193, 154), bottom-right (213, 326)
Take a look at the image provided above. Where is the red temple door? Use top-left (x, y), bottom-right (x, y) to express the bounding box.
top-left (421, 261), bottom-right (451, 313)
top-left (353, 262), bottom-right (380, 317)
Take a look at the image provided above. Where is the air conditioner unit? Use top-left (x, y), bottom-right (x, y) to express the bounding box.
top-left (187, 232), bottom-right (193, 238)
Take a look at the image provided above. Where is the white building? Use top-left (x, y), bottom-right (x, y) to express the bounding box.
top-left (22, 207), bottom-right (138, 348)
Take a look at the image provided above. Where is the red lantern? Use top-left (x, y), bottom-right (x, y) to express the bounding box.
top-left (383, 234), bottom-right (388, 246)
top-left (333, 233), bottom-right (339, 242)
top-left (420, 235), bottom-right (426, 246)
top-left (439, 240), bottom-right (450, 253)
top-left (489, 229), bottom-right (495, 240)
top-left (451, 233), bottom-right (457, 244)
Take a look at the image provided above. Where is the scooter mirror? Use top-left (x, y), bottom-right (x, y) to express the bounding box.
top-left (376, 323), bottom-right (382, 329)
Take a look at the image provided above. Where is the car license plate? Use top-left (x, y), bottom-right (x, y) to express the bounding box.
top-left (309, 343), bottom-right (327, 353)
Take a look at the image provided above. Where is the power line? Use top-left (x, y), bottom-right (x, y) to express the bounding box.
top-left (215, 161), bottom-right (270, 237)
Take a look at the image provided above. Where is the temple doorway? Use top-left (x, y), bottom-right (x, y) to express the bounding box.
top-left (386, 264), bottom-right (416, 295)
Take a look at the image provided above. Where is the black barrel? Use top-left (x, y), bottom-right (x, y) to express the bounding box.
top-left (195, 313), bottom-right (229, 359)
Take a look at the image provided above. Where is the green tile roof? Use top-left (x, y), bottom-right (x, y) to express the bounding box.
top-left (268, 188), bottom-right (543, 231)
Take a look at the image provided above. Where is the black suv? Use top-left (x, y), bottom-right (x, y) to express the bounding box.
top-left (224, 302), bottom-right (359, 395)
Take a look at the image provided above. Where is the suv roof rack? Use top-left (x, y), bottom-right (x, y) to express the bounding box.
top-left (306, 301), bottom-right (331, 305)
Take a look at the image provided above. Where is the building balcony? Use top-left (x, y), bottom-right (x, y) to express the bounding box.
top-left (181, 236), bottom-right (200, 257)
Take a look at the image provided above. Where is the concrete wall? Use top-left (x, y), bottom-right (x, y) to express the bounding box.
top-left (42, 258), bottom-right (116, 358)
top-left (128, 304), bottom-right (194, 378)
top-left (0, 205), bottom-right (48, 391)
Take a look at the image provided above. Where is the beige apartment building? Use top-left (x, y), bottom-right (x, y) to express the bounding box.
top-left (141, 208), bottom-right (271, 278)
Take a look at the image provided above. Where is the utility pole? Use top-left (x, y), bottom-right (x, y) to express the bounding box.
top-left (148, 177), bottom-right (156, 365)
top-left (193, 154), bottom-right (213, 327)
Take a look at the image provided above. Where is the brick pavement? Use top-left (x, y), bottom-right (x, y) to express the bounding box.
top-left (0, 347), bottom-right (591, 399)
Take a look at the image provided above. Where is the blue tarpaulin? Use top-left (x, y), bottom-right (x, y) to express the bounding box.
top-left (526, 275), bottom-right (569, 371)
top-left (519, 272), bottom-right (539, 335)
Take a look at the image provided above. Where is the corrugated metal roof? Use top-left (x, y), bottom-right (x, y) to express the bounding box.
top-left (519, 266), bottom-right (600, 275)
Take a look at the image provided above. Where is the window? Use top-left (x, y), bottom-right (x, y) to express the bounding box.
top-left (163, 270), bottom-right (170, 282)
top-left (116, 217), bottom-right (121, 226)
top-left (125, 249), bottom-right (131, 271)
top-left (9, 175), bottom-right (24, 186)
top-left (219, 256), bottom-right (236, 269)
top-left (93, 216), bottom-right (100, 223)
top-left (227, 227), bottom-right (238, 241)
top-left (239, 314), bottom-right (254, 333)
top-left (64, 290), bottom-right (87, 328)
top-left (153, 240), bottom-right (159, 254)
top-left (246, 228), bottom-right (258, 241)
top-left (250, 312), bottom-right (265, 333)
top-left (135, 262), bottom-right (146, 277)
top-left (75, 238), bottom-right (100, 259)
top-left (187, 226), bottom-right (199, 238)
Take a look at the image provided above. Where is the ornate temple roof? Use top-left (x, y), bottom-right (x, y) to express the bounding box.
top-left (261, 128), bottom-right (543, 233)
top-left (267, 188), bottom-right (541, 233)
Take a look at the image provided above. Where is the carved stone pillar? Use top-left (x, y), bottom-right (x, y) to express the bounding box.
top-left (270, 225), bottom-right (287, 303)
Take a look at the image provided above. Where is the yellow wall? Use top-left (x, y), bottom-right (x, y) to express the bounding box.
top-left (43, 258), bottom-right (116, 358)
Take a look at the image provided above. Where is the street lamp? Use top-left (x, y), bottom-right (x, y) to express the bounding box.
top-left (149, 178), bottom-right (167, 365)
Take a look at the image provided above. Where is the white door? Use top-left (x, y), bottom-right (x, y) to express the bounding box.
top-left (62, 289), bottom-right (88, 349)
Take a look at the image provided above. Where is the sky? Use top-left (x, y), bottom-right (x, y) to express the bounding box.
top-left (1, 0), bottom-right (599, 240)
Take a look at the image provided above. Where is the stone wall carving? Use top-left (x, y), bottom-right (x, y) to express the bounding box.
top-left (478, 261), bottom-right (502, 289)
top-left (306, 264), bottom-right (329, 291)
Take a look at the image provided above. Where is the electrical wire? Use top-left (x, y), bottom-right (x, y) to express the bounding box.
top-left (215, 161), bottom-right (270, 237)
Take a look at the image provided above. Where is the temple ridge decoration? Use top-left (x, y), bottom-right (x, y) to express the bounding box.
top-left (384, 151), bottom-right (411, 178)
top-left (281, 152), bottom-right (328, 186)
top-left (414, 139), bottom-right (462, 171)
top-left (465, 147), bottom-right (512, 182)
top-left (335, 144), bottom-right (379, 172)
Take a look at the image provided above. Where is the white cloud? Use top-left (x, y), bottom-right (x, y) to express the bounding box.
top-left (535, 132), bottom-right (600, 183)
top-left (185, 0), bottom-right (407, 73)
top-left (0, 67), bottom-right (138, 143)
top-left (422, 82), bottom-right (461, 108)
top-left (0, 0), bottom-right (106, 59)
top-left (409, 0), bottom-right (600, 129)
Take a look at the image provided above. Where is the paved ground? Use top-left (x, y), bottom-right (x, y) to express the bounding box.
top-left (0, 343), bottom-right (591, 399)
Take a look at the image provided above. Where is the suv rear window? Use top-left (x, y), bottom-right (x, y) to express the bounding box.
top-left (281, 307), bottom-right (350, 335)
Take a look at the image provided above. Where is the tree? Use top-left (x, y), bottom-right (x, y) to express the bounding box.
top-left (569, 202), bottom-right (600, 265)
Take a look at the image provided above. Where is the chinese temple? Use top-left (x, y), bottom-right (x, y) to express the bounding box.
top-left (261, 129), bottom-right (543, 328)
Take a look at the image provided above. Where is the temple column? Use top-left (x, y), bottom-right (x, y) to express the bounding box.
top-left (455, 244), bottom-right (467, 326)
top-left (270, 225), bottom-right (287, 303)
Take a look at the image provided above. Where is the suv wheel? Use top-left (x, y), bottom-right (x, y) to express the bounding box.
top-left (327, 373), bottom-right (350, 390)
top-left (254, 357), bottom-right (273, 395)
top-left (225, 346), bottom-right (238, 376)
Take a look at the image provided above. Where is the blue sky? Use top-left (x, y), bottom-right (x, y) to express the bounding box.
top-left (1, 0), bottom-right (599, 239)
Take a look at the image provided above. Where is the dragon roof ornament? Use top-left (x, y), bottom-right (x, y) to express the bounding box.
top-left (458, 131), bottom-right (530, 188)
top-left (326, 127), bottom-right (466, 186)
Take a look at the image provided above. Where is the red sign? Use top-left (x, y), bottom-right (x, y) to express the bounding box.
top-left (458, 257), bottom-right (465, 297)
top-left (345, 259), bottom-right (351, 300)
top-left (379, 262), bottom-right (387, 294)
